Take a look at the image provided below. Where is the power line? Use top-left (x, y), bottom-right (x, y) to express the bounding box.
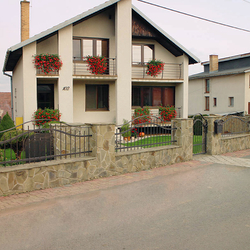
top-left (137, 0), bottom-right (250, 33)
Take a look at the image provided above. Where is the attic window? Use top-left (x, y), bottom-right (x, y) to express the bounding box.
top-left (73, 38), bottom-right (109, 61)
top-left (132, 44), bottom-right (154, 65)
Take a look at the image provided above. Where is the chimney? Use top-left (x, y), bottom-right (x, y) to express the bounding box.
top-left (209, 55), bottom-right (218, 72)
top-left (21, 0), bottom-right (30, 42)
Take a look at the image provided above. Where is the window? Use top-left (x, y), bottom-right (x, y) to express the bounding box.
top-left (132, 86), bottom-right (175, 107)
top-left (205, 79), bottom-right (210, 93)
top-left (229, 97), bottom-right (234, 107)
top-left (205, 97), bottom-right (209, 111)
top-left (213, 97), bottom-right (217, 107)
top-left (86, 85), bottom-right (109, 111)
top-left (37, 84), bottom-right (54, 109)
top-left (249, 75), bottom-right (250, 88)
top-left (132, 44), bottom-right (154, 65)
top-left (73, 38), bottom-right (109, 60)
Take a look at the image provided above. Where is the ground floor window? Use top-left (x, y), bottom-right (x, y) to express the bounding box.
top-left (86, 85), bottom-right (109, 111)
top-left (229, 97), bottom-right (234, 107)
top-left (132, 86), bottom-right (175, 107)
top-left (205, 97), bottom-right (209, 111)
top-left (37, 84), bottom-right (54, 109)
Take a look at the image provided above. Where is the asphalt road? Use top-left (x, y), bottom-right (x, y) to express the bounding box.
top-left (1, 162), bottom-right (250, 250)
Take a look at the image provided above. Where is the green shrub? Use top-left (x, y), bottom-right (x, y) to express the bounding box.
top-left (0, 130), bottom-right (33, 144)
top-left (0, 148), bottom-right (16, 163)
top-left (0, 112), bottom-right (15, 139)
top-left (121, 119), bottom-right (131, 138)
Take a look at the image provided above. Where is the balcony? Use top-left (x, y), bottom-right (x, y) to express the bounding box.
top-left (73, 58), bottom-right (116, 77)
top-left (132, 62), bottom-right (183, 80)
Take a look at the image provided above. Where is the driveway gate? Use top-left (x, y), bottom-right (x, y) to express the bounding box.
top-left (192, 114), bottom-right (208, 155)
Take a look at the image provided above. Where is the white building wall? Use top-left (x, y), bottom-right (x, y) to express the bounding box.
top-left (115, 0), bottom-right (132, 124)
top-left (189, 74), bottom-right (246, 115)
top-left (22, 42), bottom-right (37, 122)
top-left (58, 25), bottom-right (73, 122)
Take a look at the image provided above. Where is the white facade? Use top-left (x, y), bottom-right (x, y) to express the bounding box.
top-left (4, 0), bottom-right (199, 125)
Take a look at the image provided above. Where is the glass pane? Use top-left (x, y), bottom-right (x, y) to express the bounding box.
top-left (82, 40), bottom-right (93, 58)
top-left (132, 45), bottom-right (141, 65)
top-left (97, 85), bottom-right (109, 109)
top-left (96, 40), bottom-right (102, 56)
top-left (73, 40), bottom-right (81, 60)
top-left (144, 45), bottom-right (153, 63)
top-left (132, 87), bottom-right (141, 106)
top-left (86, 85), bottom-right (97, 109)
top-left (152, 87), bottom-right (162, 106)
top-left (37, 84), bottom-right (54, 109)
top-left (102, 40), bottom-right (108, 57)
top-left (163, 88), bottom-right (174, 106)
top-left (143, 87), bottom-right (152, 106)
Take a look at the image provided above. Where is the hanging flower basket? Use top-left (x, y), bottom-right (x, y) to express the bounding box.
top-left (85, 56), bottom-right (107, 75)
top-left (33, 54), bottom-right (63, 75)
top-left (146, 59), bottom-right (164, 77)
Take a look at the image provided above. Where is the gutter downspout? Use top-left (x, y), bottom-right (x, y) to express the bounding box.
top-left (3, 71), bottom-right (13, 120)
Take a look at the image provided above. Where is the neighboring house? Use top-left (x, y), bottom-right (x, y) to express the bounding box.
top-left (189, 54), bottom-right (250, 116)
top-left (0, 92), bottom-right (11, 119)
top-left (3, 0), bottom-right (199, 125)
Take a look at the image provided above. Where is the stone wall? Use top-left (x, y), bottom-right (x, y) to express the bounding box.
top-left (207, 116), bottom-right (250, 155)
top-left (0, 119), bottom-right (193, 196)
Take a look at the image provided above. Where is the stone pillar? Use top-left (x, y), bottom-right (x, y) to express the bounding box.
top-left (88, 124), bottom-right (116, 176)
top-left (206, 116), bottom-right (221, 155)
top-left (172, 118), bottom-right (193, 160)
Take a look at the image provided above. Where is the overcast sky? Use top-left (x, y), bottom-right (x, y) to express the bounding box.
top-left (1, 0), bottom-right (250, 92)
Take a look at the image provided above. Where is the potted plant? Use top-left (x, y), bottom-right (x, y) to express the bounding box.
top-left (132, 107), bottom-right (151, 125)
top-left (159, 105), bottom-right (176, 122)
top-left (121, 119), bottom-right (131, 141)
top-left (146, 59), bottom-right (164, 77)
top-left (33, 108), bottom-right (61, 126)
top-left (33, 54), bottom-right (63, 75)
top-left (85, 55), bottom-right (107, 75)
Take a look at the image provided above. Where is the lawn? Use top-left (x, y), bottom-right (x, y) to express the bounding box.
top-left (121, 135), bottom-right (204, 153)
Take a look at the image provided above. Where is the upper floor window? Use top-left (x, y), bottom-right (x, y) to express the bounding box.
top-left (205, 96), bottom-right (209, 111)
top-left (132, 44), bottom-right (154, 65)
top-left (73, 38), bottom-right (109, 61)
top-left (205, 79), bottom-right (210, 93)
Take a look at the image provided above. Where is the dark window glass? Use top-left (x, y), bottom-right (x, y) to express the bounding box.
top-left (142, 87), bottom-right (152, 106)
top-left (205, 79), bottom-right (210, 93)
top-left (132, 87), bottom-right (141, 106)
top-left (37, 84), bottom-right (54, 109)
top-left (152, 87), bottom-right (162, 106)
top-left (86, 85), bottom-right (109, 110)
top-left (205, 97), bottom-right (209, 111)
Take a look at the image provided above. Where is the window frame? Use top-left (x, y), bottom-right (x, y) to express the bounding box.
top-left (205, 79), bottom-right (210, 93)
top-left (205, 96), bottom-right (209, 111)
top-left (73, 37), bottom-right (109, 62)
top-left (85, 84), bottom-right (109, 111)
top-left (132, 44), bottom-right (155, 66)
top-left (37, 83), bottom-right (54, 110)
top-left (132, 86), bottom-right (175, 107)
top-left (213, 97), bottom-right (217, 107)
top-left (229, 97), bottom-right (234, 107)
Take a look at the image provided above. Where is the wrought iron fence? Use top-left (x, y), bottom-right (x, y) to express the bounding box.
top-left (73, 58), bottom-right (116, 76)
top-left (219, 115), bottom-right (250, 137)
top-left (0, 120), bottom-right (92, 167)
top-left (115, 115), bottom-right (177, 152)
top-left (132, 62), bottom-right (182, 79)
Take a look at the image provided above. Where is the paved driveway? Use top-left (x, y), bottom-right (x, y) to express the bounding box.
top-left (1, 150), bottom-right (250, 250)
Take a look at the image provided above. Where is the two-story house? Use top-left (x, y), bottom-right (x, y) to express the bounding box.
top-left (189, 54), bottom-right (250, 116)
top-left (3, 0), bottom-right (199, 125)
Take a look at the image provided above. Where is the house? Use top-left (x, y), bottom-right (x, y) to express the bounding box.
top-left (3, 0), bottom-right (199, 125)
top-left (0, 92), bottom-right (11, 118)
top-left (189, 54), bottom-right (250, 116)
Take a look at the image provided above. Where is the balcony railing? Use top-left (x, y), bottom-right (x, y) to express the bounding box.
top-left (132, 62), bottom-right (182, 80)
top-left (73, 58), bottom-right (116, 76)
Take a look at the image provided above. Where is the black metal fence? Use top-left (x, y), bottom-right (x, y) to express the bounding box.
top-left (0, 120), bottom-right (92, 167)
top-left (219, 115), bottom-right (250, 137)
top-left (115, 115), bottom-right (177, 152)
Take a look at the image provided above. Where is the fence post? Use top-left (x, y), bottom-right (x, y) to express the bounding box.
top-left (88, 123), bottom-right (116, 176)
top-left (206, 116), bottom-right (221, 155)
top-left (172, 118), bottom-right (193, 160)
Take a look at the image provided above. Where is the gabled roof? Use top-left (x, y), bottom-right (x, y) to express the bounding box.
top-left (3, 0), bottom-right (199, 72)
top-left (189, 66), bottom-right (250, 80)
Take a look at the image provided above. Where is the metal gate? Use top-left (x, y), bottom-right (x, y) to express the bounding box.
top-left (193, 114), bottom-right (208, 155)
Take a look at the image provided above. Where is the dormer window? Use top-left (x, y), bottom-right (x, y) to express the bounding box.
top-left (73, 38), bottom-right (109, 61)
top-left (132, 44), bottom-right (154, 65)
